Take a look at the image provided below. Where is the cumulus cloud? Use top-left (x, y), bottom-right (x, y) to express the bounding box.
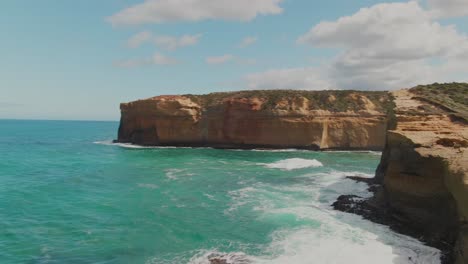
top-left (114, 52), bottom-right (178, 68)
top-left (295, 1), bottom-right (468, 90)
top-left (298, 1), bottom-right (466, 57)
top-left (238, 36), bottom-right (258, 48)
top-left (426, 0), bottom-right (468, 18)
top-left (206, 54), bottom-right (235, 64)
top-left (245, 68), bottom-right (334, 90)
top-left (108, 0), bottom-right (283, 26)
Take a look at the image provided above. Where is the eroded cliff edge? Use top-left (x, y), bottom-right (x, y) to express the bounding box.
top-left (117, 90), bottom-right (393, 150)
top-left (334, 83), bottom-right (468, 263)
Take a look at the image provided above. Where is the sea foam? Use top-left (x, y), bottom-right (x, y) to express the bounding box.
top-left (216, 169), bottom-right (441, 264)
top-left (93, 140), bottom-right (187, 149)
top-left (262, 158), bottom-right (323, 171)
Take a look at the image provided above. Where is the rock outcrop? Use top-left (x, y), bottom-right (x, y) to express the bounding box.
top-left (117, 90), bottom-right (393, 150)
top-left (334, 85), bottom-right (468, 264)
top-left (377, 89), bottom-right (467, 263)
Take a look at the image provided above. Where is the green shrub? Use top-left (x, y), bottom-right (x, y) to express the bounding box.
top-left (183, 89), bottom-right (394, 113)
top-left (410, 82), bottom-right (468, 121)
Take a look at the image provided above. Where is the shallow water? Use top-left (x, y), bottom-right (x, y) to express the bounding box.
top-left (0, 120), bottom-right (440, 264)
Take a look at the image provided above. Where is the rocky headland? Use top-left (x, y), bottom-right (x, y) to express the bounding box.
top-left (334, 83), bottom-right (468, 264)
top-left (116, 83), bottom-right (467, 264)
top-left (117, 90), bottom-right (393, 150)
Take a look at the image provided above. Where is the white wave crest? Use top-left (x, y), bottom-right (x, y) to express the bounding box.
top-left (165, 169), bottom-right (183, 180)
top-left (251, 149), bottom-right (304, 152)
top-left (259, 226), bottom-right (440, 264)
top-left (218, 168), bottom-right (441, 264)
top-left (93, 140), bottom-right (193, 149)
top-left (93, 140), bottom-right (114, 146)
top-left (188, 227), bottom-right (440, 264)
top-left (93, 140), bottom-right (153, 149)
top-left (262, 158), bottom-right (323, 171)
top-left (164, 168), bottom-right (195, 181)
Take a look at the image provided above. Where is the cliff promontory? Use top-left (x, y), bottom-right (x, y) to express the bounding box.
top-left (117, 90), bottom-right (394, 150)
top-left (334, 83), bottom-right (468, 263)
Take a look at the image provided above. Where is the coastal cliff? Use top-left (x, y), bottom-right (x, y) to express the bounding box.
top-left (117, 90), bottom-right (393, 150)
top-left (116, 83), bottom-right (467, 263)
top-left (334, 83), bottom-right (468, 263)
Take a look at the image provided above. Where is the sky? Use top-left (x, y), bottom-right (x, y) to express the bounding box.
top-left (1, 0), bottom-right (467, 121)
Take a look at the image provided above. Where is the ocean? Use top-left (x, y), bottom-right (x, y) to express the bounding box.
top-left (0, 120), bottom-right (440, 264)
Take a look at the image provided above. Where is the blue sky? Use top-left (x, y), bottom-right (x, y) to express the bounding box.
top-left (1, 0), bottom-right (467, 120)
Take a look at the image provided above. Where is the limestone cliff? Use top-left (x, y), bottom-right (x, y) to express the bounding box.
top-left (117, 90), bottom-right (393, 150)
top-left (334, 83), bottom-right (468, 264)
top-left (376, 87), bottom-right (468, 264)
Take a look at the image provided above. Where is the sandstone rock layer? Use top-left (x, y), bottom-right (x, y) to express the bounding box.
top-left (117, 91), bottom-right (391, 150)
top-left (376, 89), bottom-right (468, 263)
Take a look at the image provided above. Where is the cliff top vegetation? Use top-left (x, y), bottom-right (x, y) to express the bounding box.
top-left (183, 90), bottom-right (395, 113)
top-left (410, 82), bottom-right (468, 121)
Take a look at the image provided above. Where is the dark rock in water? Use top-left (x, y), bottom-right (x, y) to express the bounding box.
top-left (209, 258), bottom-right (228, 264)
top-left (333, 179), bottom-right (457, 264)
top-left (206, 253), bottom-right (251, 264)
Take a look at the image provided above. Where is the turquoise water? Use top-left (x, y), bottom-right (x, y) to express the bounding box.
top-left (0, 120), bottom-right (440, 264)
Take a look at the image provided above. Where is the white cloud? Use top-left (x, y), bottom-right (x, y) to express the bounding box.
top-left (154, 34), bottom-right (202, 51)
top-left (239, 36), bottom-right (258, 48)
top-left (108, 0), bottom-right (283, 26)
top-left (245, 68), bottom-right (334, 90)
top-left (126, 32), bottom-right (201, 50)
top-left (127, 31), bottom-right (153, 48)
top-left (426, 0), bottom-right (468, 18)
top-left (114, 52), bottom-right (178, 68)
top-left (152, 53), bottom-right (179, 65)
top-left (296, 1), bottom-right (468, 90)
top-left (206, 54), bottom-right (235, 65)
top-left (298, 1), bottom-right (466, 57)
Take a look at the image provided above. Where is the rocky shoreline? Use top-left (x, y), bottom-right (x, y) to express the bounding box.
top-left (332, 176), bottom-right (456, 264)
top-left (333, 85), bottom-right (468, 264)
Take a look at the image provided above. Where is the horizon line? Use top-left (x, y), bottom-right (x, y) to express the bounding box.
top-left (0, 118), bottom-right (119, 122)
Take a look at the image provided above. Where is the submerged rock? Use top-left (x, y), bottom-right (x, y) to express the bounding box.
top-left (206, 252), bottom-right (251, 264)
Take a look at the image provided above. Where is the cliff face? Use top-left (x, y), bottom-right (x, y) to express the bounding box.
top-left (375, 88), bottom-right (468, 263)
top-left (118, 90), bottom-right (392, 150)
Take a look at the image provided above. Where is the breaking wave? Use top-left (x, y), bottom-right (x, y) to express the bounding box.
top-left (199, 169), bottom-right (441, 264)
top-left (93, 140), bottom-right (189, 149)
top-left (262, 158), bottom-right (323, 171)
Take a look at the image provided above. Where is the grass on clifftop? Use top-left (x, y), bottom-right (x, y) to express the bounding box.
top-left (183, 90), bottom-right (394, 114)
top-left (410, 82), bottom-right (468, 121)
